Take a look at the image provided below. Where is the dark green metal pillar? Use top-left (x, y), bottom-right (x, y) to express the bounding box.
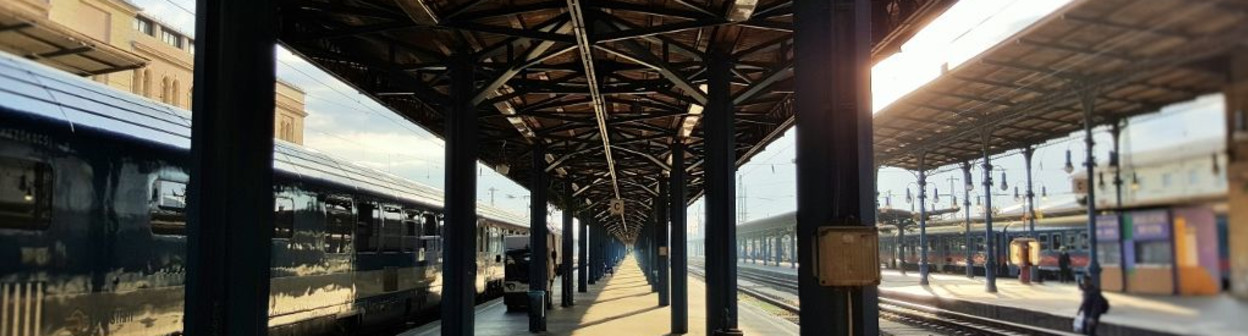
top-left (670, 141), bottom-right (688, 333)
top-left (793, 0), bottom-right (879, 335)
top-left (184, 0), bottom-right (276, 332)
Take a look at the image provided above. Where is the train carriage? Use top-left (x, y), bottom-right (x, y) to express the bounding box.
top-left (0, 49), bottom-right (543, 335)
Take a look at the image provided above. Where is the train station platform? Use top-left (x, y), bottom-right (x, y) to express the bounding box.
top-left (401, 256), bottom-right (799, 336)
top-left (735, 261), bottom-right (1248, 336)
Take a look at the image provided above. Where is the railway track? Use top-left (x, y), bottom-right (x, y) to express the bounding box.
top-left (689, 261), bottom-right (1076, 336)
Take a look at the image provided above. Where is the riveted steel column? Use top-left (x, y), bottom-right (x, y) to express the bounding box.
top-left (579, 214), bottom-right (589, 293)
top-left (1110, 121), bottom-right (1125, 290)
top-left (562, 183), bottom-right (575, 307)
top-left (962, 162), bottom-right (974, 278)
top-left (439, 53), bottom-right (478, 335)
top-left (1024, 146), bottom-right (1040, 282)
top-left (704, 48), bottom-right (740, 336)
top-left (897, 223), bottom-right (906, 275)
top-left (589, 220), bottom-right (599, 284)
top-left (1081, 91), bottom-right (1102, 285)
top-left (184, 0), bottom-right (275, 333)
top-left (530, 143), bottom-right (549, 331)
top-left (790, 232), bottom-right (797, 268)
top-left (918, 153), bottom-right (930, 286)
top-left (657, 178), bottom-right (670, 307)
top-left (981, 132), bottom-right (998, 293)
top-left (794, 0), bottom-right (878, 334)
top-left (670, 140), bottom-right (688, 334)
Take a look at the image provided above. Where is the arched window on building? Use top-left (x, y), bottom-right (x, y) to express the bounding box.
top-left (172, 79), bottom-right (181, 107)
top-left (142, 70), bottom-right (152, 98)
top-left (278, 115), bottom-right (295, 142)
top-left (161, 76), bottom-right (171, 103)
top-left (131, 69), bottom-right (142, 93)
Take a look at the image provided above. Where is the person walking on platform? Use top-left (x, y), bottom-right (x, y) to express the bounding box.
top-left (1076, 275), bottom-right (1110, 335)
top-left (1058, 247), bottom-right (1073, 283)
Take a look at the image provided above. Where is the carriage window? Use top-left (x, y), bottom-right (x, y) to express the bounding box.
top-left (0, 158), bottom-right (51, 229)
top-left (355, 202), bottom-right (379, 252)
top-left (0, 158), bottom-right (52, 230)
top-left (403, 210), bottom-right (420, 237)
top-left (423, 214), bottom-right (438, 236)
top-left (1068, 234), bottom-right (1079, 251)
top-left (1078, 233), bottom-right (1089, 250)
top-left (1039, 234), bottom-right (1050, 248)
top-left (975, 236), bottom-right (985, 251)
top-left (151, 180), bottom-right (187, 235)
top-left (324, 196), bottom-right (353, 254)
top-left (380, 205), bottom-right (403, 252)
top-left (273, 197), bottom-right (295, 239)
top-left (1052, 233), bottom-right (1063, 251)
top-left (477, 226), bottom-right (485, 252)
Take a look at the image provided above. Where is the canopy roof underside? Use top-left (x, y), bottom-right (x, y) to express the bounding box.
top-left (874, 0), bottom-right (1248, 171)
top-left (275, 0), bottom-right (954, 240)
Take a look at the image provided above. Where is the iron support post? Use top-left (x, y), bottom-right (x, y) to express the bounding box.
top-left (657, 179), bottom-right (670, 306)
top-left (670, 140), bottom-right (688, 333)
top-left (1081, 90), bottom-right (1103, 285)
top-left (704, 48), bottom-right (741, 336)
top-left (896, 223), bottom-right (906, 275)
top-left (981, 132), bottom-right (998, 293)
top-left (1111, 120), bottom-right (1125, 290)
top-left (590, 219), bottom-right (600, 284)
top-left (962, 162), bottom-right (974, 278)
top-left (1024, 146), bottom-right (1039, 282)
top-left (790, 232), bottom-right (797, 268)
top-left (793, 0), bottom-right (879, 334)
top-left (439, 53), bottom-right (478, 336)
top-left (184, 0), bottom-right (275, 332)
top-left (579, 214), bottom-right (588, 292)
top-left (918, 153), bottom-right (930, 286)
top-left (530, 142), bottom-right (550, 332)
top-left (562, 183), bottom-right (575, 307)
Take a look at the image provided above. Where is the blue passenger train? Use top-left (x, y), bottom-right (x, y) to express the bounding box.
top-left (0, 51), bottom-right (545, 335)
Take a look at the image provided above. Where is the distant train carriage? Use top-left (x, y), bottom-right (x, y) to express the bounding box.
top-left (0, 50), bottom-right (539, 335)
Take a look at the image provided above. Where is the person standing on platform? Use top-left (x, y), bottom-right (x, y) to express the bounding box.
top-left (1058, 247), bottom-right (1073, 283)
top-left (1076, 275), bottom-right (1110, 335)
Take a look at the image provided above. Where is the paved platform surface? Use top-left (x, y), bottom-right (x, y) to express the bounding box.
top-left (402, 256), bottom-right (800, 335)
top-left (737, 260), bottom-right (1248, 336)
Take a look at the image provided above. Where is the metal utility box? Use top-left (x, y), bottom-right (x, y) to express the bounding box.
top-left (1009, 238), bottom-right (1041, 266)
top-left (816, 226), bottom-right (881, 286)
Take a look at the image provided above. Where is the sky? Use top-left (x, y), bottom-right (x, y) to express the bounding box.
top-left (129, 0), bottom-right (541, 222)
top-left (129, 0), bottom-right (1227, 239)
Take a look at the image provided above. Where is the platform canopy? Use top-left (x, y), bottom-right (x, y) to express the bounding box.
top-left (0, 2), bottom-right (148, 76)
top-left (276, 0), bottom-right (953, 239)
top-left (874, 0), bottom-right (1248, 171)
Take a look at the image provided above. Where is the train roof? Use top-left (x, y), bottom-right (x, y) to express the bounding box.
top-left (0, 51), bottom-right (528, 228)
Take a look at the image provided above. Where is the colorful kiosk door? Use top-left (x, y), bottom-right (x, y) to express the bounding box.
top-left (1126, 210), bottom-right (1175, 295)
top-left (1172, 206), bottom-right (1222, 295)
top-left (1096, 214), bottom-right (1125, 292)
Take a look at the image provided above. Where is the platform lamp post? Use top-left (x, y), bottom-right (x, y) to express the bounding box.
top-left (980, 130), bottom-right (1000, 293)
top-left (961, 162), bottom-right (975, 279)
top-left (1079, 89), bottom-right (1102, 286)
top-left (1023, 145), bottom-right (1039, 283)
top-left (1109, 120), bottom-right (1127, 291)
top-left (915, 152), bottom-right (931, 286)
top-left (878, 191), bottom-right (903, 272)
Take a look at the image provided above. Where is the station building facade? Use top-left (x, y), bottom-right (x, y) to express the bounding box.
top-left (0, 0), bottom-right (307, 144)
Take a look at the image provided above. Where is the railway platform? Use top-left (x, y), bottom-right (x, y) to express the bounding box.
top-left (736, 261), bottom-right (1248, 336)
top-left (401, 256), bottom-right (799, 336)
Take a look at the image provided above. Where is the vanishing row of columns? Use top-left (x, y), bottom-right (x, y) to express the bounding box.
top-left (182, 0), bottom-right (879, 335)
top-left (737, 233), bottom-right (797, 268)
top-left (905, 88), bottom-right (1113, 292)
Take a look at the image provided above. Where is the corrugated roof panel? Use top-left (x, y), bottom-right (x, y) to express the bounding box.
top-left (0, 50), bottom-right (528, 227)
